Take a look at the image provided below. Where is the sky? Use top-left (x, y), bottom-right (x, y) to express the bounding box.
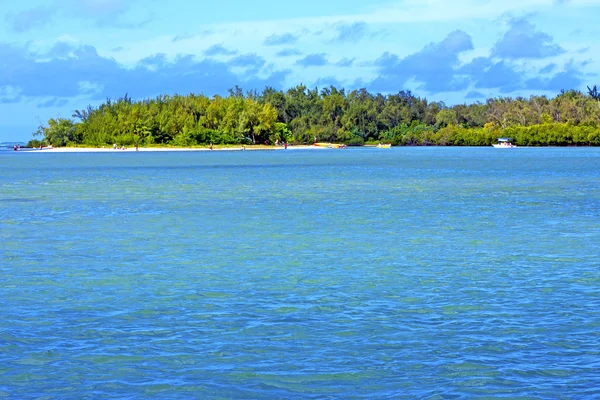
top-left (1, 0), bottom-right (599, 142)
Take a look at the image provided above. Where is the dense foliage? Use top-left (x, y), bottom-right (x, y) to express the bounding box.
top-left (31, 85), bottom-right (600, 147)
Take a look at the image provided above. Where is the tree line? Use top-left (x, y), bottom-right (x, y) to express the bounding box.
top-left (30, 85), bottom-right (600, 147)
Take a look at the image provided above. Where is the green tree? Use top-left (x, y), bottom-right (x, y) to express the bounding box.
top-left (435, 109), bottom-right (458, 128)
top-left (36, 118), bottom-right (79, 146)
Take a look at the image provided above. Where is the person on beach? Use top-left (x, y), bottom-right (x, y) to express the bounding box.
top-left (284, 142), bottom-right (288, 149)
top-left (210, 142), bottom-right (213, 150)
top-left (113, 143), bottom-right (117, 150)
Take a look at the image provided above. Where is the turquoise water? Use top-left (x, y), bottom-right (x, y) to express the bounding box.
top-left (1, 148), bottom-right (599, 398)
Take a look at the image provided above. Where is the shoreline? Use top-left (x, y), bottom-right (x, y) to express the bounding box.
top-left (23, 145), bottom-right (330, 153)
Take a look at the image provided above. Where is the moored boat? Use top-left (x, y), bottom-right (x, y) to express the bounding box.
top-left (377, 143), bottom-right (391, 148)
top-left (493, 138), bottom-right (516, 148)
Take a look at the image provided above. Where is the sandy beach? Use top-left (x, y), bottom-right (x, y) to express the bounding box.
top-left (30, 145), bottom-right (327, 153)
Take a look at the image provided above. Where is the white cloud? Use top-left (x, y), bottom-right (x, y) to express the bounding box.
top-left (78, 81), bottom-right (104, 96)
top-left (0, 85), bottom-right (22, 102)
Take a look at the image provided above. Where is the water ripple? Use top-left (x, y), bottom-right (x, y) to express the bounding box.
top-left (1, 148), bottom-right (599, 398)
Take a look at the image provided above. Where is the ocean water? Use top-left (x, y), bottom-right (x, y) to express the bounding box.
top-left (1, 147), bottom-right (599, 399)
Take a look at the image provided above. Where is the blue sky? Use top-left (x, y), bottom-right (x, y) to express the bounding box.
top-left (1, 0), bottom-right (599, 141)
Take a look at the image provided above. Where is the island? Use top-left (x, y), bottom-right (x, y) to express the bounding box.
top-left (28, 85), bottom-right (600, 149)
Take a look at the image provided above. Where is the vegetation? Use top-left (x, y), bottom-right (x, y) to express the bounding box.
top-left (30, 85), bottom-right (600, 147)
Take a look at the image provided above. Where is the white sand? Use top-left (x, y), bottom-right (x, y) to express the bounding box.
top-left (33, 145), bottom-right (328, 153)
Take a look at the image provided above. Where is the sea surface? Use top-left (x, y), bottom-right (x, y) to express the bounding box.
top-left (1, 147), bottom-right (599, 399)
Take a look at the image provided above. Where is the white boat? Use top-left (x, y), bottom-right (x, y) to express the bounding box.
top-left (493, 138), bottom-right (516, 148)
